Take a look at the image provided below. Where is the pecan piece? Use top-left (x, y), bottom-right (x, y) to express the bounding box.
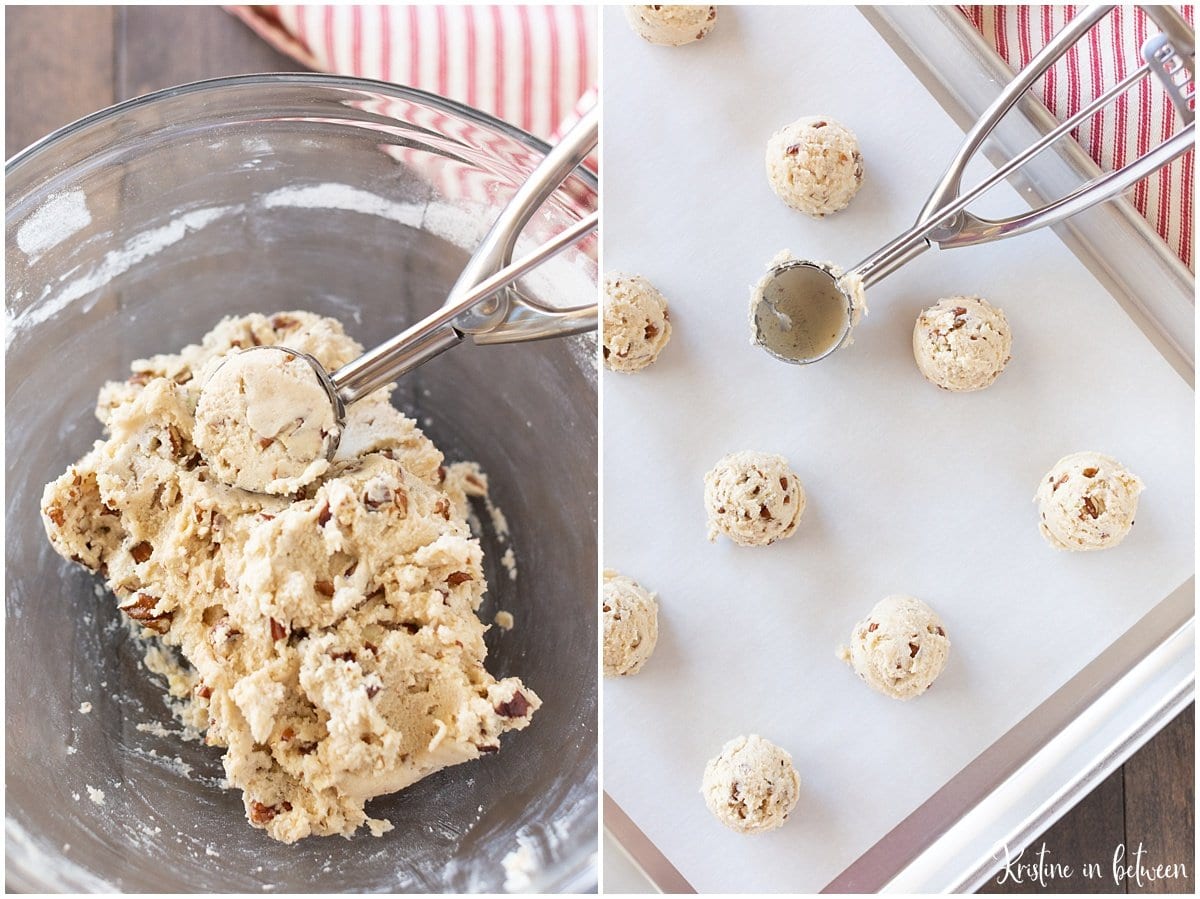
top-left (130, 541), bottom-right (153, 563)
top-left (270, 618), bottom-right (287, 642)
top-left (249, 801), bottom-right (293, 825)
top-left (446, 571), bottom-right (472, 587)
top-left (314, 580), bottom-right (335, 598)
top-left (495, 691), bottom-right (531, 719)
top-left (119, 593), bottom-right (173, 634)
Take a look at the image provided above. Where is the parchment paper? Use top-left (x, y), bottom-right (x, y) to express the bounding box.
top-left (602, 6), bottom-right (1195, 893)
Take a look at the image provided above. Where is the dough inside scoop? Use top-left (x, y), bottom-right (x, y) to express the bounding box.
top-left (193, 347), bottom-right (340, 495)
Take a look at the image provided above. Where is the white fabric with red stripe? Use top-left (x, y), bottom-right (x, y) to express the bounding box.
top-left (230, 4), bottom-right (595, 143)
top-left (960, 5), bottom-right (1194, 269)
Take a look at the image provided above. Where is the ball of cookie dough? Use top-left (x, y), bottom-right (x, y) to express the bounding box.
top-left (1035, 452), bottom-right (1144, 551)
top-left (704, 451), bottom-right (805, 546)
top-left (603, 272), bottom-right (672, 373)
top-left (701, 734), bottom-right (801, 834)
top-left (838, 595), bottom-right (951, 700)
top-left (765, 117), bottom-right (864, 217)
top-left (624, 5), bottom-right (717, 46)
top-left (603, 570), bottom-right (659, 677)
top-left (913, 296), bottom-right (1012, 392)
top-left (194, 348), bottom-right (339, 494)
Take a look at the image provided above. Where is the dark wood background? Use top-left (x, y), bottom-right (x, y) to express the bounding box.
top-left (6, 6), bottom-right (1194, 894)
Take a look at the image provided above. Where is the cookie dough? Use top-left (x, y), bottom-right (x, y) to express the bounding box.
top-left (602, 570), bottom-right (659, 677)
top-left (603, 272), bottom-right (672, 373)
top-left (41, 311), bottom-right (540, 843)
top-left (1035, 451), bottom-right (1144, 551)
top-left (765, 117), bottom-right (864, 217)
top-left (624, 5), bottom-right (717, 46)
top-left (193, 347), bottom-right (339, 495)
top-left (838, 595), bottom-right (950, 700)
top-left (704, 451), bottom-right (804, 546)
top-left (913, 296), bottom-right (1012, 392)
top-left (700, 734), bottom-right (801, 834)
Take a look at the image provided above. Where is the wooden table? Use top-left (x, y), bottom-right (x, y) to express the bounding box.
top-left (6, 6), bottom-right (1193, 894)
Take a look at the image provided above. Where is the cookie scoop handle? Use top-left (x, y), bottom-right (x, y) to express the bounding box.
top-left (329, 211), bottom-right (597, 405)
top-left (849, 4), bottom-right (1194, 288)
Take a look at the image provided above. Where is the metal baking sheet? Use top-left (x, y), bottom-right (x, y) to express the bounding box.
top-left (601, 5), bottom-right (1195, 894)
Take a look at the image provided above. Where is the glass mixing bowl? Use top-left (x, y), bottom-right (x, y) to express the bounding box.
top-left (6, 75), bottom-right (597, 892)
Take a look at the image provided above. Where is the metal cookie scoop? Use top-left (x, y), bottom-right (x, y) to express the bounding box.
top-left (197, 104), bottom-right (599, 493)
top-left (753, 5), bottom-right (1195, 364)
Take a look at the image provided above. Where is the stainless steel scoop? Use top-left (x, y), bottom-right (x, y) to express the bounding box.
top-left (753, 5), bottom-right (1196, 364)
top-left (199, 103), bottom-right (598, 479)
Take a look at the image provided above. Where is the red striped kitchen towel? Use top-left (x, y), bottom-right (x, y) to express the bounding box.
top-left (961, 5), bottom-right (1195, 269)
top-left (228, 5), bottom-right (596, 144)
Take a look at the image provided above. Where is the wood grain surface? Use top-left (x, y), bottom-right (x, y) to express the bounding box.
top-left (5, 6), bottom-right (1194, 895)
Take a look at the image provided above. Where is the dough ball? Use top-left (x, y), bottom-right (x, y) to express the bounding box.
top-left (704, 451), bottom-right (804, 546)
top-left (765, 117), bottom-right (864, 217)
top-left (603, 272), bottom-right (672, 373)
top-left (838, 595), bottom-right (950, 700)
top-left (603, 570), bottom-right (659, 677)
top-left (1035, 451), bottom-right (1144, 551)
top-left (701, 734), bottom-right (801, 834)
top-left (913, 296), bottom-right (1012, 392)
top-left (193, 347), bottom-right (338, 494)
top-left (625, 5), bottom-right (717, 46)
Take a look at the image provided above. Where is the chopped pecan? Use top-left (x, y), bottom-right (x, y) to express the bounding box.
top-left (909, 642), bottom-right (920, 658)
top-left (130, 541), bottom-right (153, 563)
top-left (363, 484), bottom-right (393, 510)
top-left (317, 504), bottom-right (332, 526)
top-left (1080, 497), bottom-right (1100, 519)
top-left (495, 691), bottom-right (531, 719)
top-left (446, 571), bottom-right (472, 587)
top-left (270, 618), bottom-right (287, 642)
top-left (645, 324), bottom-right (659, 340)
top-left (759, 504), bottom-right (771, 520)
top-left (1082, 467), bottom-right (1098, 478)
top-left (249, 801), bottom-right (292, 825)
top-left (258, 437), bottom-right (275, 450)
top-left (867, 622), bottom-right (879, 633)
top-left (314, 580), bottom-right (335, 598)
top-left (119, 593), bottom-right (173, 634)
top-left (46, 506), bottom-right (65, 527)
